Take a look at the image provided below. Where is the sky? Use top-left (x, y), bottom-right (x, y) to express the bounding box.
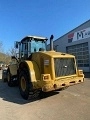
top-left (0, 0), bottom-right (90, 53)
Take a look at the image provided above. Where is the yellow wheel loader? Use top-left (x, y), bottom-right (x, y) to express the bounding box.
top-left (7, 35), bottom-right (84, 99)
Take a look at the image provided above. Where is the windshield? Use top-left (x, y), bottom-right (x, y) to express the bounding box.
top-left (31, 40), bottom-right (46, 53)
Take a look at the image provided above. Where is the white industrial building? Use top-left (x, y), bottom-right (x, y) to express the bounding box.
top-left (47, 20), bottom-right (90, 72)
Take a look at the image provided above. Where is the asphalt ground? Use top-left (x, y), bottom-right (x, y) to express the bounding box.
top-left (0, 70), bottom-right (90, 120)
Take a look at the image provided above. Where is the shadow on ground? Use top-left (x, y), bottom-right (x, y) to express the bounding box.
top-left (0, 73), bottom-right (88, 104)
top-left (84, 72), bottom-right (90, 78)
top-left (0, 80), bottom-right (59, 104)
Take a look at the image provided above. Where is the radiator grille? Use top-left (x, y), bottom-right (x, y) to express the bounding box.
top-left (54, 58), bottom-right (76, 77)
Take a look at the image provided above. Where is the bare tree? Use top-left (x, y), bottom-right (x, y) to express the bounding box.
top-left (9, 47), bottom-right (17, 56)
top-left (5, 47), bottom-right (16, 64)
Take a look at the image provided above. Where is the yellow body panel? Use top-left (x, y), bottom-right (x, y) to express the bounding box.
top-left (23, 51), bottom-right (84, 92)
top-left (41, 74), bottom-right (84, 92)
top-left (25, 61), bottom-right (42, 89)
top-left (25, 61), bottom-right (40, 81)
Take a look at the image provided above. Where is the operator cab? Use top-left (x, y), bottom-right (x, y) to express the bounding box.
top-left (15, 36), bottom-right (48, 60)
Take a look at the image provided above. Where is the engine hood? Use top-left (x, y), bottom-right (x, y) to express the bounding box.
top-left (38, 50), bottom-right (75, 58)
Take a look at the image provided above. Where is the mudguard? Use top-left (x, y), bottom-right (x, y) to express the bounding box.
top-left (21, 61), bottom-right (40, 82)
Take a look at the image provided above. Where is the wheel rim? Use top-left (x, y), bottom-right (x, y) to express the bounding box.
top-left (21, 76), bottom-right (26, 92)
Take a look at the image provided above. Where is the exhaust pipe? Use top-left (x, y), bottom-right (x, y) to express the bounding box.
top-left (50, 35), bottom-right (54, 50)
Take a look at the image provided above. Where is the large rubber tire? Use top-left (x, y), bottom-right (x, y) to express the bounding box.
top-left (19, 70), bottom-right (33, 100)
top-left (7, 69), bottom-right (13, 87)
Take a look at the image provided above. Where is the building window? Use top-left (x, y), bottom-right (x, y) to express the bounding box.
top-left (66, 42), bottom-right (89, 67)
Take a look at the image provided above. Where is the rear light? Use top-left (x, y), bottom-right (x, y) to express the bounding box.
top-left (79, 70), bottom-right (83, 74)
top-left (77, 70), bottom-right (84, 77)
top-left (41, 74), bottom-right (51, 81)
top-left (78, 70), bottom-right (83, 75)
top-left (43, 75), bottom-right (49, 80)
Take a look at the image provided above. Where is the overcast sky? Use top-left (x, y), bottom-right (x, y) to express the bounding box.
top-left (0, 0), bottom-right (90, 52)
